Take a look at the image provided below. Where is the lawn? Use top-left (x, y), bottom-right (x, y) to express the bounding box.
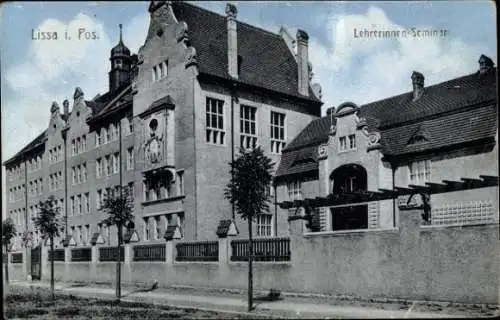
top-left (4, 285), bottom-right (264, 319)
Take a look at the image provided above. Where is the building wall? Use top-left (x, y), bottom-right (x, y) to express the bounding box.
top-left (195, 81), bottom-right (319, 240)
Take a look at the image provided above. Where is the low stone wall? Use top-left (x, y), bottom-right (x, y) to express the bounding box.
top-left (7, 208), bottom-right (499, 304)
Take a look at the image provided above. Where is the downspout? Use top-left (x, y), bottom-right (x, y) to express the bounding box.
top-left (230, 85), bottom-right (236, 220)
top-left (63, 129), bottom-right (68, 238)
top-left (24, 161), bottom-right (28, 232)
top-left (192, 76), bottom-right (198, 240)
top-left (392, 162), bottom-right (396, 228)
top-left (273, 182), bottom-right (277, 237)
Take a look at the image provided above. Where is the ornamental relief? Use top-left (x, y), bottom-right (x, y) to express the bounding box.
top-left (142, 114), bottom-right (166, 166)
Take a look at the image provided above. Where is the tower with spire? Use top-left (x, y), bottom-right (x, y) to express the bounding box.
top-left (109, 24), bottom-right (132, 92)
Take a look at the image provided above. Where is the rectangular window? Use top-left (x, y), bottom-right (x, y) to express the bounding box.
top-left (105, 155), bottom-right (111, 176)
top-left (256, 214), bottom-right (272, 237)
top-left (270, 111), bottom-right (286, 154)
top-left (84, 192), bottom-right (89, 214)
top-left (96, 158), bottom-right (102, 179)
top-left (96, 131), bottom-right (101, 146)
top-left (82, 135), bottom-right (86, 152)
top-left (339, 136), bottom-right (347, 151)
top-left (82, 163), bottom-right (87, 183)
top-left (77, 165), bottom-right (81, 184)
top-left (177, 170), bottom-right (184, 196)
top-left (70, 196), bottom-right (75, 216)
top-left (113, 152), bottom-right (120, 174)
top-left (72, 139), bottom-right (76, 156)
top-left (77, 195), bottom-right (82, 215)
top-left (96, 190), bottom-right (102, 209)
top-left (127, 147), bottom-right (134, 170)
top-left (339, 134), bottom-right (356, 152)
top-left (128, 182), bottom-right (134, 199)
top-left (103, 128), bottom-right (109, 144)
top-left (409, 160), bottom-right (432, 184)
top-left (240, 105), bottom-right (257, 149)
top-left (72, 167), bottom-right (76, 185)
top-left (76, 137), bottom-right (81, 154)
top-left (152, 65), bottom-right (157, 82)
top-left (127, 115), bottom-right (134, 135)
top-left (205, 97), bottom-right (225, 145)
top-left (348, 134), bottom-right (356, 149)
top-left (287, 180), bottom-right (302, 201)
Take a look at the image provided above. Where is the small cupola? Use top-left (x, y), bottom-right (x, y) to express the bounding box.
top-left (109, 24), bottom-right (132, 92)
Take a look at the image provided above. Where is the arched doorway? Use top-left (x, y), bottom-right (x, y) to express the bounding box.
top-left (330, 164), bottom-right (368, 231)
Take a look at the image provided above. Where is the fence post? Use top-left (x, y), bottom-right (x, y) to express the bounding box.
top-left (166, 240), bottom-right (174, 264)
top-left (124, 244), bottom-right (132, 264)
top-left (41, 245), bottom-right (49, 280)
top-left (91, 245), bottom-right (98, 263)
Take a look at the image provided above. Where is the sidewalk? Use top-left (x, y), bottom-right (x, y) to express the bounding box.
top-left (8, 281), bottom-right (476, 318)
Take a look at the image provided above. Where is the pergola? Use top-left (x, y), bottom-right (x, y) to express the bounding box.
top-left (278, 175), bottom-right (499, 229)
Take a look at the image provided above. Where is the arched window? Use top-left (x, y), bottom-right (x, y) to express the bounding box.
top-left (329, 164), bottom-right (368, 231)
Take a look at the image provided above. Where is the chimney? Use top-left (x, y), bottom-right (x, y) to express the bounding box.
top-left (63, 99), bottom-right (69, 122)
top-left (226, 3), bottom-right (238, 79)
top-left (296, 29), bottom-right (309, 96)
top-left (478, 54), bottom-right (494, 74)
top-left (411, 71), bottom-right (424, 101)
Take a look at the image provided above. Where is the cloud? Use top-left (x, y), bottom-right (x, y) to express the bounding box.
top-left (3, 12), bottom-right (148, 161)
top-left (307, 6), bottom-right (493, 112)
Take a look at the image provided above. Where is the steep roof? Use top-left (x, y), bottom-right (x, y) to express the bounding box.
top-left (276, 68), bottom-right (498, 178)
top-left (172, 1), bottom-right (321, 103)
top-left (3, 130), bottom-right (47, 166)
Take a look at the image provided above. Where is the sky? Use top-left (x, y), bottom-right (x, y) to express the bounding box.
top-left (0, 1), bottom-right (497, 217)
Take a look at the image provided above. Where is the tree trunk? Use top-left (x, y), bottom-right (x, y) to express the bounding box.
top-left (4, 244), bottom-right (9, 285)
top-left (50, 235), bottom-right (55, 300)
top-left (116, 224), bottom-right (122, 300)
top-left (248, 218), bottom-right (253, 312)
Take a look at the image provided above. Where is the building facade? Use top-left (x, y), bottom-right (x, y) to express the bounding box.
top-left (276, 55), bottom-right (498, 234)
top-left (4, 1), bottom-right (323, 250)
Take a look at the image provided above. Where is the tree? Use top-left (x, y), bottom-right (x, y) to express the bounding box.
top-left (99, 186), bottom-right (134, 300)
top-left (32, 195), bottom-right (62, 299)
top-left (2, 218), bottom-right (17, 284)
top-left (225, 146), bottom-right (274, 311)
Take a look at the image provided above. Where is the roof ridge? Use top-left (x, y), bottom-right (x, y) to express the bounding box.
top-left (181, 1), bottom-right (281, 38)
top-left (362, 68), bottom-right (497, 108)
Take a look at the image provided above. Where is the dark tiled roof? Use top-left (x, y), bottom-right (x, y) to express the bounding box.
top-left (276, 69), bottom-right (498, 177)
top-left (358, 69), bottom-right (497, 129)
top-left (172, 2), bottom-right (321, 103)
top-left (91, 85), bottom-right (132, 120)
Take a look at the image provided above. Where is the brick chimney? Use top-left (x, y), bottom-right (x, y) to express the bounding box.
top-left (479, 54), bottom-right (494, 74)
top-left (411, 71), bottom-right (424, 101)
top-left (226, 3), bottom-right (238, 79)
top-left (296, 29), bottom-right (309, 96)
top-left (63, 99), bottom-right (69, 123)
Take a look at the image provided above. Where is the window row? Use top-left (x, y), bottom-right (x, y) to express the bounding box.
top-left (8, 184), bottom-right (27, 203)
top-left (72, 163), bottom-right (88, 185)
top-left (69, 224), bottom-right (92, 247)
top-left (49, 145), bottom-right (63, 163)
top-left (152, 60), bottom-right (168, 82)
top-left (96, 183), bottom-right (134, 209)
top-left (339, 134), bottom-right (356, 152)
top-left (143, 213), bottom-right (183, 241)
top-left (95, 122), bottom-right (119, 146)
top-left (48, 172), bottom-right (63, 192)
top-left (143, 171), bottom-right (184, 202)
top-left (96, 153), bottom-right (119, 179)
top-left (205, 98), bottom-right (287, 154)
top-left (8, 164), bottom-right (23, 181)
top-left (71, 135), bottom-right (87, 156)
top-left (27, 155), bottom-right (43, 172)
top-left (69, 193), bottom-right (90, 216)
top-left (9, 208), bottom-right (25, 226)
top-left (255, 213), bottom-right (273, 237)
